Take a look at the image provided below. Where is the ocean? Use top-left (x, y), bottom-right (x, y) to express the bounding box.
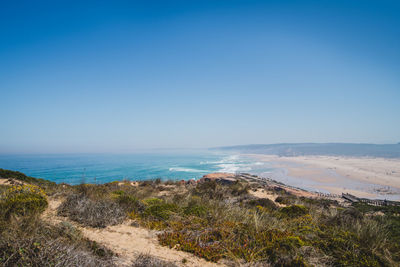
top-left (2, 152), bottom-right (400, 200)
top-left (0, 152), bottom-right (273, 185)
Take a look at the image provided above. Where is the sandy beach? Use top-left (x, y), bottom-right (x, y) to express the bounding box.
top-left (246, 154), bottom-right (400, 200)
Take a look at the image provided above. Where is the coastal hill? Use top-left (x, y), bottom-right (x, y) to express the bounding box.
top-left (1, 169), bottom-right (400, 266)
top-left (213, 143), bottom-right (400, 158)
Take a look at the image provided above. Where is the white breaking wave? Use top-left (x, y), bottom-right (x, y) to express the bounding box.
top-left (200, 154), bottom-right (241, 165)
top-left (199, 154), bottom-right (268, 174)
top-left (200, 160), bottom-right (225, 165)
top-left (217, 163), bottom-right (252, 173)
top-left (169, 167), bottom-right (207, 173)
top-left (215, 155), bottom-right (267, 173)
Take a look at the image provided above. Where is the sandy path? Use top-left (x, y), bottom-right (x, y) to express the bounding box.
top-left (0, 178), bottom-right (26, 185)
top-left (248, 188), bottom-right (287, 207)
top-left (249, 188), bottom-right (280, 202)
top-left (42, 198), bottom-right (224, 267)
top-left (80, 223), bottom-right (223, 267)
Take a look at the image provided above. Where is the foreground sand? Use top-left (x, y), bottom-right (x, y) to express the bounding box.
top-left (42, 198), bottom-right (223, 267)
top-left (246, 154), bottom-right (400, 200)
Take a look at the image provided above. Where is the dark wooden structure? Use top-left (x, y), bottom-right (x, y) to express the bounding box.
top-left (342, 193), bottom-right (400, 207)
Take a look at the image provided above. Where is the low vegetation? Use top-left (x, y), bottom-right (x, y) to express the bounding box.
top-left (0, 172), bottom-right (115, 266)
top-left (132, 254), bottom-right (177, 267)
top-left (1, 169), bottom-right (400, 266)
top-left (58, 193), bottom-right (125, 228)
top-left (0, 184), bottom-right (48, 220)
top-left (0, 168), bottom-right (56, 188)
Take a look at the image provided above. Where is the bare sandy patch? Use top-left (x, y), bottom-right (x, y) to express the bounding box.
top-left (0, 178), bottom-right (26, 186)
top-left (81, 222), bottom-right (222, 267)
top-left (248, 188), bottom-right (286, 207)
top-left (202, 173), bottom-right (234, 179)
top-left (41, 197), bottom-right (65, 224)
top-left (281, 187), bottom-right (317, 198)
top-left (43, 198), bottom-right (224, 266)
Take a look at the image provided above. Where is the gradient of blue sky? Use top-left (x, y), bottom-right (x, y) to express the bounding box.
top-left (1, 0), bottom-right (399, 153)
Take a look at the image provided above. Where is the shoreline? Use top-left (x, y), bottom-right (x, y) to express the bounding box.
top-left (243, 154), bottom-right (400, 200)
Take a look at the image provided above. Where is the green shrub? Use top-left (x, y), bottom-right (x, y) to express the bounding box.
top-left (193, 181), bottom-right (219, 199)
top-left (114, 192), bottom-right (144, 213)
top-left (324, 207), bottom-right (363, 227)
top-left (248, 198), bottom-right (277, 211)
top-left (0, 168), bottom-right (55, 187)
top-left (143, 197), bottom-right (164, 206)
top-left (300, 196), bottom-right (337, 208)
top-left (279, 205), bottom-right (309, 218)
top-left (314, 227), bottom-right (383, 266)
top-left (142, 198), bottom-right (179, 221)
top-left (229, 181), bottom-right (249, 196)
top-left (275, 196), bottom-right (296, 205)
top-left (182, 197), bottom-right (208, 217)
top-left (183, 204), bottom-right (207, 217)
top-left (112, 190), bottom-right (125, 196)
top-left (384, 216), bottom-right (400, 245)
top-left (158, 221), bottom-right (305, 263)
top-left (353, 202), bottom-right (400, 215)
top-left (0, 184), bottom-right (48, 219)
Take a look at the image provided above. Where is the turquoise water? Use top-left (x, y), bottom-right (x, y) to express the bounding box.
top-left (0, 152), bottom-right (272, 185)
top-left (2, 152), bottom-right (398, 200)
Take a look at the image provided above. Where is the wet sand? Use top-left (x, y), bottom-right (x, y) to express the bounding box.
top-left (246, 154), bottom-right (400, 200)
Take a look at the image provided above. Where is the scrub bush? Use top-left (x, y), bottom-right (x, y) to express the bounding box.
top-left (183, 197), bottom-right (208, 217)
top-left (0, 169), bottom-right (56, 190)
top-left (132, 253), bottom-right (177, 267)
top-left (142, 198), bottom-right (179, 221)
top-left (248, 198), bottom-right (278, 211)
top-left (0, 220), bottom-right (116, 267)
top-left (275, 196), bottom-right (296, 205)
top-left (279, 205), bottom-right (309, 218)
top-left (183, 203), bottom-right (207, 217)
top-left (114, 191), bottom-right (144, 213)
top-left (58, 194), bottom-right (125, 228)
top-left (1, 169), bottom-right (399, 266)
top-left (0, 184), bottom-right (48, 219)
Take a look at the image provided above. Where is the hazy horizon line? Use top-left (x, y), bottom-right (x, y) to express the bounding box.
top-left (1, 142), bottom-right (399, 155)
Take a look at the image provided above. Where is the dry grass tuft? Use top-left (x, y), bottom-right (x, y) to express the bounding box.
top-left (0, 217), bottom-right (116, 266)
top-left (57, 193), bottom-right (125, 228)
top-left (131, 253), bottom-right (178, 267)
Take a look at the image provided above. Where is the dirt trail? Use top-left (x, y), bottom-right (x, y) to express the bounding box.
top-left (42, 198), bottom-right (224, 267)
top-left (248, 188), bottom-right (286, 207)
top-left (80, 222), bottom-right (223, 267)
top-left (0, 178), bottom-right (26, 185)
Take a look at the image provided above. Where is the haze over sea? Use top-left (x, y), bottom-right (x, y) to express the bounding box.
top-left (0, 152), bottom-right (271, 185)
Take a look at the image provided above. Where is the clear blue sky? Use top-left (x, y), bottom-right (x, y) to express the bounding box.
top-left (1, 0), bottom-right (399, 153)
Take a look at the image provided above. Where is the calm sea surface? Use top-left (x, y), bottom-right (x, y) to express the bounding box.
top-left (0, 152), bottom-right (272, 185)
